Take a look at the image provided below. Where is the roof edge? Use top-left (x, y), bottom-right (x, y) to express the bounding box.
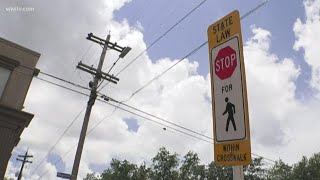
top-left (0, 37), bottom-right (41, 57)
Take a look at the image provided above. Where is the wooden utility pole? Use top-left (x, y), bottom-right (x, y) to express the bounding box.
top-left (71, 32), bottom-right (131, 180)
top-left (17, 150), bottom-right (33, 180)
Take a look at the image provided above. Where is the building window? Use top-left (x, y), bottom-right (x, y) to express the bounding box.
top-left (0, 66), bottom-right (11, 97)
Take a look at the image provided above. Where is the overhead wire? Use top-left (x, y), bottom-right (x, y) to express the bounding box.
top-left (31, 75), bottom-right (275, 179)
top-left (71, 43), bottom-right (93, 67)
top-left (71, 43), bottom-right (94, 81)
top-left (10, 68), bottom-right (91, 178)
top-left (94, 95), bottom-right (276, 166)
top-left (36, 143), bottom-right (78, 180)
top-left (88, 0), bottom-right (273, 166)
top-left (111, 0), bottom-right (268, 85)
top-left (23, 1), bottom-right (272, 178)
top-left (98, 0), bottom-right (208, 93)
top-left (16, 0), bottom-right (271, 154)
top-left (109, 98), bottom-right (213, 140)
top-left (97, 56), bottom-right (121, 89)
top-left (17, 63), bottom-right (91, 92)
top-left (99, 98), bottom-right (276, 165)
top-left (30, 106), bottom-right (86, 177)
top-left (30, 74), bottom-right (96, 177)
top-left (17, 69), bottom-right (274, 165)
top-left (112, 0), bottom-right (270, 105)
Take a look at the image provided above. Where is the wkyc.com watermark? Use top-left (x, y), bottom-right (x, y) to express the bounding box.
top-left (6, 6), bottom-right (35, 12)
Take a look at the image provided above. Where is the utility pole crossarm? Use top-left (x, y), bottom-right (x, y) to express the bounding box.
top-left (76, 61), bottom-right (119, 84)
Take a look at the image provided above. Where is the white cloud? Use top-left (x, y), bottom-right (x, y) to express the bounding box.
top-left (3, 0), bottom-right (320, 179)
top-left (294, 0), bottom-right (320, 92)
top-left (244, 26), bottom-right (300, 157)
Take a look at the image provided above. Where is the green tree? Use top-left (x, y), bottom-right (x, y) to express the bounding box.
top-left (206, 162), bottom-right (232, 180)
top-left (290, 153), bottom-right (320, 180)
top-left (179, 151), bottom-right (206, 180)
top-left (132, 163), bottom-right (151, 180)
top-left (244, 157), bottom-right (267, 180)
top-left (84, 147), bottom-right (320, 180)
top-left (267, 159), bottom-right (292, 180)
top-left (100, 159), bottom-right (138, 180)
top-left (150, 147), bottom-right (179, 180)
top-left (306, 152), bottom-right (320, 178)
top-left (291, 156), bottom-right (310, 180)
top-left (84, 172), bottom-right (100, 180)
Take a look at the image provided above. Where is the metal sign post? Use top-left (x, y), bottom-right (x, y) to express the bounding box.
top-left (233, 166), bottom-right (244, 180)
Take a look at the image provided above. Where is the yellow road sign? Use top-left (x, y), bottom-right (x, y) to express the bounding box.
top-left (207, 10), bottom-right (251, 166)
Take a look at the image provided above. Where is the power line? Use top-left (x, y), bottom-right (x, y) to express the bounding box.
top-left (19, 53), bottom-right (276, 168)
top-left (97, 97), bottom-right (276, 165)
top-left (70, 43), bottom-right (94, 74)
top-left (39, 71), bottom-right (91, 91)
top-left (17, 63), bottom-right (91, 92)
top-left (112, 0), bottom-right (270, 104)
top-left (18, 2), bottom-right (273, 175)
top-left (110, 0), bottom-right (208, 79)
top-left (97, 57), bottom-right (121, 89)
top-left (35, 77), bottom-right (89, 96)
top-left (28, 78), bottom-right (275, 179)
top-left (36, 143), bottom-right (78, 180)
top-left (251, 153), bottom-right (276, 163)
top-left (97, 97), bottom-right (213, 144)
top-left (30, 106), bottom-right (86, 177)
top-left (129, 41), bottom-right (207, 102)
top-left (109, 98), bottom-right (213, 140)
top-left (27, 73), bottom-right (212, 148)
top-left (36, 93), bottom-right (274, 179)
top-left (37, 78), bottom-right (212, 146)
top-left (241, 0), bottom-right (270, 20)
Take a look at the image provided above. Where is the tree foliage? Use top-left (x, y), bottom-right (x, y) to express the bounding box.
top-left (84, 148), bottom-right (320, 180)
top-left (150, 147), bottom-right (179, 180)
top-left (267, 159), bottom-right (292, 180)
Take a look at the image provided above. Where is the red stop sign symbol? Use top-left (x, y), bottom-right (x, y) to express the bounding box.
top-left (214, 46), bottom-right (237, 80)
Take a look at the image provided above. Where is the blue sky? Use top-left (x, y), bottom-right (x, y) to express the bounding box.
top-left (114, 0), bottom-right (312, 99)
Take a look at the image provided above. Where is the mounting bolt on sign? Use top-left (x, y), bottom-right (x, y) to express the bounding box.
top-left (215, 46), bottom-right (237, 80)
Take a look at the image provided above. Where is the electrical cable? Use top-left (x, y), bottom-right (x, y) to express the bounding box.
top-left (14, 0), bottom-right (270, 152)
top-left (30, 106), bottom-right (86, 177)
top-left (71, 43), bottom-right (93, 68)
top-left (26, 73), bottom-right (275, 165)
top-left (104, 0), bottom-right (208, 87)
top-left (96, 97), bottom-right (214, 144)
top-left (36, 143), bottom-right (78, 180)
top-left (251, 153), bottom-right (276, 163)
top-left (23, 2), bottom-right (273, 178)
top-left (31, 77), bottom-right (275, 179)
top-left (39, 72), bottom-right (91, 91)
top-left (92, 96), bottom-right (276, 165)
top-left (98, 97), bottom-right (276, 165)
top-left (108, 98), bottom-right (213, 140)
top-left (97, 57), bottom-right (121, 89)
top-left (112, 0), bottom-right (268, 84)
top-left (111, 0), bottom-right (270, 104)
top-left (35, 77), bottom-right (89, 96)
top-left (71, 43), bottom-right (94, 81)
